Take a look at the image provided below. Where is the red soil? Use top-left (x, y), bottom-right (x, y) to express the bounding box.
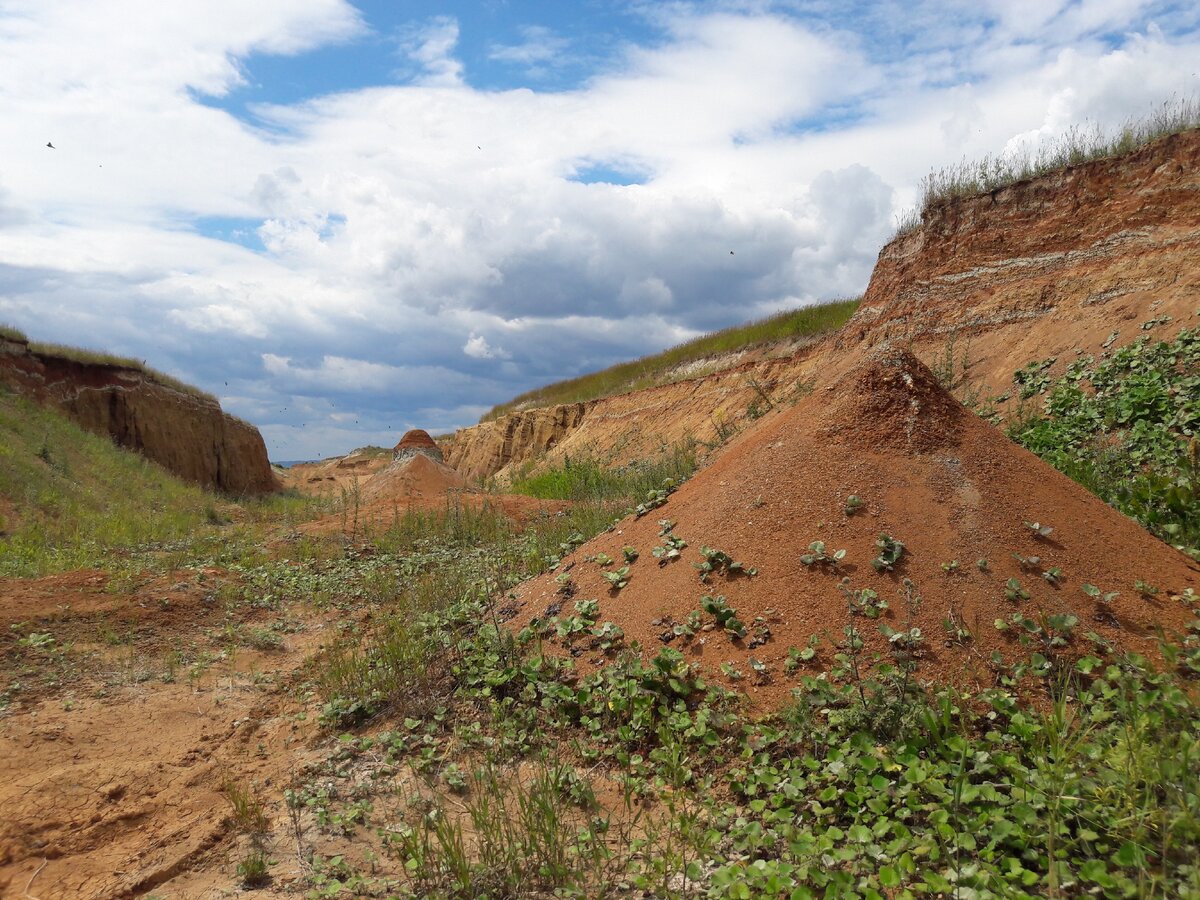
top-left (393, 428), bottom-right (440, 454)
top-left (510, 349), bottom-right (1200, 706)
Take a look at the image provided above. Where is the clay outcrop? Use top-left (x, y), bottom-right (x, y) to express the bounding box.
top-left (844, 129), bottom-right (1200, 352)
top-left (393, 429), bottom-right (444, 463)
top-left (0, 336), bottom-right (277, 495)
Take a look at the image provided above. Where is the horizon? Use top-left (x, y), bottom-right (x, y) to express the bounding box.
top-left (2, 0), bottom-right (1198, 459)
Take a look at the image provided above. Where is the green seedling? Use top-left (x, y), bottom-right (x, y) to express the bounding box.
top-left (601, 566), bottom-right (631, 590)
top-left (880, 623), bottom-right (924, 652)
top-left (1004, 577), bottom-right (1030, 602)
top-left (800, 540), bottom-right (845, 567)
top-left (941, 560), bottom-right (959, 574)
top-left (1082, 583), bottom-right (1120, 616)
top-left (591, 622), bottom-right (625, 651)
top-left (942, 609), bottom-right (972, 646)
top-left (784, 634), bottom-right (821, 673)
top-left (16, 631), bottom-right (55, 651)
top-left (1042, 567), bottom-right (1063, 585)
top-left (634, 480), bottom-right (678, 517)
top-left (1024, 520), bottom-right (1054, 539)
top-left (720, 661), bottom-right (743, 681)
top-left (976, 558), bottom-right (989, 571)
top-left (695, 546), bottom-right (757, 582)
top-left (672, 610), bottom-right (702, 639)
top-left (844, 495), bottom-right (865, 515)
top-left (588, 552), bottom-right (614, 567)
top-left (652, 534), bottom-right (687, 562)
top-left (1134, 579), bottom-right (1159, 597)
top-left (556, 599), bottom-right (600, 639)
top-left (871, 534), bottom-right (904, 572)
top-left (1012, 552), bottom-right (1042, 570)
top-left (838, 578), bottom-right (888, 618)
top-left (701, 594), bottom-right (746, 638)
top-left (622, 546), bottom-right (639, 564)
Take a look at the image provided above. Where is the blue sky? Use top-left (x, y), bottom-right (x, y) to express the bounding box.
top-left (1, 0), bottom-right (1198, 460)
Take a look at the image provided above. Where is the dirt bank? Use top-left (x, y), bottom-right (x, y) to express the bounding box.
top-left (0, 338), bottom-right (277, 495)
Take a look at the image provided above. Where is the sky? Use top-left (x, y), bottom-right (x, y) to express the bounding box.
top-left (1, 1), bottom-right (1198, 461)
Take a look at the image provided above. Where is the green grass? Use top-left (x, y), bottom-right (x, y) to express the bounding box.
top-left (508, 443), bottom-right (697, 502)
top-left (482, 297), bottom-right (860, 421)
top-left (0, 387), bottom-right (220, 576)
top-left (899, 95), bottom-right (1200, 233)
top-left (0, 323), bottom-right (27, 342)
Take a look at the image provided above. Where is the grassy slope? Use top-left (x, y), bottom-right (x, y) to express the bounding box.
top-left (482, 298), bottom-right (859, 421)
top-left (0, 386), bottom-right (217, 576)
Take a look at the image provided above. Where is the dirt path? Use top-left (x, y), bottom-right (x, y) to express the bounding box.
top-left (0, 570), bottom-right (331, 899)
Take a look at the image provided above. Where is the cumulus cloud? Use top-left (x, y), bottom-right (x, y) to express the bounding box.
top-left (0, 1), bottom-right (1197, 458)
top-left (463, 333), bottom-right (510, 360)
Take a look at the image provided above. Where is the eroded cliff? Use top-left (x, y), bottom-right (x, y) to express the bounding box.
top-left (0, 337), bottom-right (277, 495)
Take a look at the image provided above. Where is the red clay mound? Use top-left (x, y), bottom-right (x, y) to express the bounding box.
top-left (394, 428), bottom-right (441, 454)
top-left (510, 348), bottom-right (1200, 706)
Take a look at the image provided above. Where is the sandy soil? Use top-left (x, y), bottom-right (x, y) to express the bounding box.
top-left (0, 568), bottom-right (332, 899)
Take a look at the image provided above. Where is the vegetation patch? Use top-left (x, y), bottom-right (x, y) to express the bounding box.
top-left (290, 499), bottom-right (1200, 898)
top-left (1008, 327), bottom-right (1200, 560)
top-left (509, 444), bottom-right (696, 503)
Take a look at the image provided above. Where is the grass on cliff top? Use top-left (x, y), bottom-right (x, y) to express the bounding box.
top-left (481, 297), bottom-right (859, 422)
top-left (898, 94), bottom-right (1200, 232)
top-left (26, 340), bottom-right (218, 403)
top-left (0, 323), bottom-right (27, 342)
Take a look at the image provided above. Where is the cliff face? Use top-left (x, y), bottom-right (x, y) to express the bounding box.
top-left (842, 129), bottom-right (1200, 384)
top-left (0, 338), bottom-right (277, 495)
top-left (442, 352), bottom-right (825, 483)
top-left (445, 129), bottom-right (1200, 483)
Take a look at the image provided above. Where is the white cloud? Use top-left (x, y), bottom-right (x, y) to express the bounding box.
top-left (397, 16), bottom-right (464, 86)
top-left (463, 333), bottom-right (510, 359)
top-left (489, 25), bottom-right (570, 70)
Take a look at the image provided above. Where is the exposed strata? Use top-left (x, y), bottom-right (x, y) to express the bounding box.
top-left (0, 336), bottom-right (276, 495)
top-left (393, 428), bottom-right (444, 463)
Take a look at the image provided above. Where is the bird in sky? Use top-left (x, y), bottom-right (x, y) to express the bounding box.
top-left (46, 142), bottom-right (55, 149)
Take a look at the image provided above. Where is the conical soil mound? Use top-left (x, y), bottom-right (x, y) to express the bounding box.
top-left (360, 452), bottom-right (466, 503)
top-left (510, 349), bottom-right (1200, 706)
